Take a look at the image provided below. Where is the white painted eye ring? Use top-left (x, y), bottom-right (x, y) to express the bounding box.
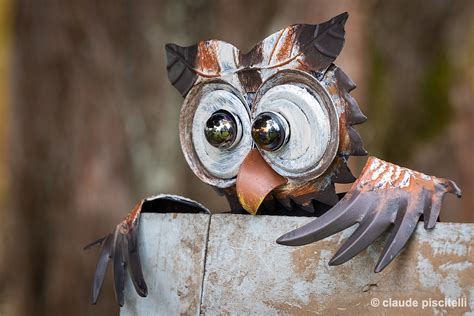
top-left (252, 70), bottom-right (339, 180)
top-left (180, 81), bottom-right (252, 188)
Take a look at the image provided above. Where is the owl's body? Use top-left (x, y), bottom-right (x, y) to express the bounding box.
top-left (86, 13), bottom-right (461, 307)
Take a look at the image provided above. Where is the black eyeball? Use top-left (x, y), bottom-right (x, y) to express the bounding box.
top-left (204, 110), bottom-right (238, 149)
top-left (251, 112), bottom-right (288, 151)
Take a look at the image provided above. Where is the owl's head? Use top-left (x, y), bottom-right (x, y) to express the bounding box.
top-left (165, 12), bottom-right (367, 215)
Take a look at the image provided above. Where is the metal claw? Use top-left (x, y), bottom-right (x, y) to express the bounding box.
top-left (424, 192), bottom-right (442, 230)
top-left (83, 235), bottom-right (109, 251)
top-left (125, 226), bottom-right (148, 297)
top-left (91, 233), bottom-right (114, 305)
top-left (112, 229), bottom-right (126, 307)
top-left (276, 191), bottom-right (362, 246)
top-left (437, 178), bottom-right (462, 198)
top-left (277, 157), bottom-right (461, 272)
top-left (374, 192), bottom-right (430, 273)
top-left (86, 194), bottom-right (212, 306)
top-left (329, 199), bottom-right (404, 266)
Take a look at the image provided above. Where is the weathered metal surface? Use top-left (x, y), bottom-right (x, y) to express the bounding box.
top-left (201, 214), bottom-right (473, 315)
top-left (121, 213), bottom-right (210, 316)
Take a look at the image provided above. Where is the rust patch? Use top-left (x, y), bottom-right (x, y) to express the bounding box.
top-left (123, 199), bottom-right (145, 230)
top-left (337, 113), bottom-right (351, 155)
top-left (294, 58), bottom-right (311, 71)
top-left (327, 84), bottom-right (339, 95)
top-left (291, 246), bottom-right (319, 281)
top-left (262, 301), bottom-right (310, 315)
top-left (355, 157), bottom-right (461, 198)
top-left (268, 29), bottom-right (285, 64)
top-left (197, 41), bottom-right (221, 75)
top-left (276, 27), bottom-right (296, 62)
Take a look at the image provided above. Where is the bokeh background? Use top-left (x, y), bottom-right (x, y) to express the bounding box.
top-left (0, 0), bottom-right (472, 315)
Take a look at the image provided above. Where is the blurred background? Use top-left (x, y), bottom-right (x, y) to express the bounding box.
top-left (0, 0), bottom-right (472, 315)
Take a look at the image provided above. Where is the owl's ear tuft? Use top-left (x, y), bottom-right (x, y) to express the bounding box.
top-left (332, 11), bottom-right (349, 25)
top-left (165, 43), bottom-right (199, 97)
top-left (295, 12), bottom-right (348, 73)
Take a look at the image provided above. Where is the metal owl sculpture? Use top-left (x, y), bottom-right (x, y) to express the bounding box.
top-left (85, 12), bottom-right (462, 306)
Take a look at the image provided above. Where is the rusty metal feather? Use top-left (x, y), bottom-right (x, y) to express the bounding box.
top-left (335, 67), bottom-right (367, 125)
top-left (347, 125), bottom-right (367, 156)
top-left (331, 156), bottom-right (357, 184)
top-left (295, 12), bottom-right (348, 74)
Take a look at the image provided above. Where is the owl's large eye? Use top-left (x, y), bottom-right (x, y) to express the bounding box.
top-left (252, 70), bottom-right (339, 180)
top-left (180, 82), bottom-right (252, 188)
top-left (204, 110), bottom-right (240, 149)
top-left (251, 112), bottom-right (289, 151)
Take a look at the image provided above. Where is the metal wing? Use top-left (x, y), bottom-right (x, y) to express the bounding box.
top-left (84, 194), bottom-right (210, 306)
top-left (277, 156), bottom-right (461, 272)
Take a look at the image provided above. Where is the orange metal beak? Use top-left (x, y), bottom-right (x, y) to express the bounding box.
top-left (236, 149), bottom-right (288, 215)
